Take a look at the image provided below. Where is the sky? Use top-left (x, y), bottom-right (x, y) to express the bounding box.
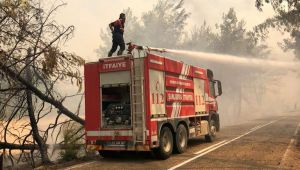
top-left (50, 0), bottom-right (290, 62)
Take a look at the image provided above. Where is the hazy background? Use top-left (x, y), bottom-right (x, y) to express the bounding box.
top-left (53, 0), bottom-right (291, 61)
top-left (47, 0), bottom-right (300, 126)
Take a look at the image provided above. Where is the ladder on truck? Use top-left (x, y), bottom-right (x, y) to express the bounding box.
top-left (131, 58), bottom-right (146, 144)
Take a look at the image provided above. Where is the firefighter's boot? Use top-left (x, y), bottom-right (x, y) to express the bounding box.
top-left (117, 50), bottom-right (123, 56)
top-left (108, 51), bottom-right (113, 57)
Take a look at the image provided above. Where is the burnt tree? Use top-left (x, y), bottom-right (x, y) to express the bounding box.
top-left (0, 0), bottom-right (85, 167)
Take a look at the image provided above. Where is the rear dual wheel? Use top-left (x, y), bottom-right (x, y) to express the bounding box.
top-left (153, 126), bottom-right (173, 159)
top-left (174, 124), bottom-right (188, 153)
top-left (154, 124), bottom-right (188, 159)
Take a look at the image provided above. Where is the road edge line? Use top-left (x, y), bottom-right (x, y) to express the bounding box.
top-left (194, 140), bottom-right (227, 154)
top-left (279, 122), bottom-right (300, 168)
top-left (62, 161), bottom-right (97, 170)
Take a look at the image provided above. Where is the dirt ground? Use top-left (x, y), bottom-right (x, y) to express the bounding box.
top-left (278, 123), bottom-right (300, 169)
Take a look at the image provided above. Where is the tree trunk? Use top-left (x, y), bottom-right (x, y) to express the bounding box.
top-left (25, 49), bottom-right (51, 165)
top-left (0, 142), bottom-right (38, 150)
top-left (26, 90), bottom-right (51, 164)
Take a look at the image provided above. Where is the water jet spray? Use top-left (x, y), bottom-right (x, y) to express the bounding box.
top-left (127, 43), bottom-right (299, 70)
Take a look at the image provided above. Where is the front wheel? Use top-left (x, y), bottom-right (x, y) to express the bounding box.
top-left (205, 119), bottom-right (217, 142)
top-left (153, 126), bottom-right (173, 159)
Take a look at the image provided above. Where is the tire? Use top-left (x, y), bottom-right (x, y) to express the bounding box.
top-left (205, 119), bottom-right (217, 142)
top-left (153, 126), bottom-right (173, 159)
top-left (174, 124), bottom-right (188, 154)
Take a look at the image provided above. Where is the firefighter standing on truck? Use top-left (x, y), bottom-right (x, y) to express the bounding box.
top-left (108, 13), bottom-right (126, 57)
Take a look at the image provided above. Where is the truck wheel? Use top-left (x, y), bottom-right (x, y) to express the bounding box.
top-left (205, 119), bottom-right (217, 142)
top-left (153, 126), bottom-right (173, 159)
top-left (174, 124), bottom-right (188, 154)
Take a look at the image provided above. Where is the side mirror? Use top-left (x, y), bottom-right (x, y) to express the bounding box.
top-left (214, 80), bottom-right (222, 97)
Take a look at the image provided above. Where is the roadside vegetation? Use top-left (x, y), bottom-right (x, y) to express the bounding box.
top-left (59, 122), bottom-right (84, 162)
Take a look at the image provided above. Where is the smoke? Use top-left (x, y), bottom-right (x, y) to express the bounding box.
top-left (159, 49), bottom-right (300, 126)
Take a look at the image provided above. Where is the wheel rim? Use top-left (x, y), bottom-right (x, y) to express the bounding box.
top-left (178, 129), bottom-right (186, 148)
top-left (210, 125), bottom-right (217, 136)
top-left (162, 132), bottom-right (171, 152)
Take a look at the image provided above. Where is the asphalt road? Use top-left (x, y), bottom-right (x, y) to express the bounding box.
top-left (61, 112), bottom-right (300, 170)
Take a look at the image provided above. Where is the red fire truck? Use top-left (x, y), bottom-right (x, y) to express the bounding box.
top-left (84, 46), bottom-right (222, 159)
